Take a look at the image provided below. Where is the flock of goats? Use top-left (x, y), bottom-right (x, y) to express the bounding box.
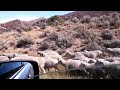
top-left (1, 47), bottom-right (120, 79)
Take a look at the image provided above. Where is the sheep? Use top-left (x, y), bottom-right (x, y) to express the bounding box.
top-left (58, 59), bottom-right (94, 70)
top-left (38, 50), bottom-right (63, 61)
top-left (2, 53), bottom-right (29, 59)
top-left (14, 53), bottom-right (29, 57)
top-left (110, 61), bottom-right (120, 65)
top-left (2, 53), bottom-right (17, 59)
top-left (65, 50), bottom-right (102, 59)
top-left (87, 58), bottom-right (97, 64)
top-left (95, 59), bottom-right (111, 67)
top-left (0, 56), bottom-right (9, 61)
top-left (107, 48), bottom-right (120, 56)
top-left (42, 57), bottom-right (60, 72)
top-left (72, 54), bottom-right (96, 64)
top-left (64, 50), bottom-right (76, 59)
top-left (80, 50), bottom-right (102, 59)
top-left (94, 58), bottom-right (120, 67)
top-left (11, 55), bottom-right (61, 74)
top-left (82, 59), bottom-right (109, 79)
top-left (58, 59), bottom-right (92, 77)
top-left (65, 50), bottom-right (89, 61)
top-left (84, 65), bottom-right (108, 79)
top-left (79, 61), bottom-right (94, 69)
top-left (105, 57), bottom-right (120, 62)
top-left (58, 59), bottom-right (84, 70)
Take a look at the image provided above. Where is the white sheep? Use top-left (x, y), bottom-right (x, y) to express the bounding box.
top-left (96, 59), bottom-right (111, 66)
top-left (38, 50), bottom-right (63, 61)
top-left (42, 57), bottom-right (60, 72)
top-left (2, 53), bottom-right (29, 59)
top-left (105, 57), bottom-right (120, 62)
top-left (11, 55), bottom-right (61, 74)
top-left (64, 50), bottom-right (76, 59)
top-left (81, 50), bottom-right (102, 59)
top-left (58, 59), bottom-right (83, 70)
top-left (110, 61), bottom-right (120, 65)
top-left (107, 48), bottom-right (120, 56)
top-left (79, 61), bottom-right (94, 69)
top-left (73, 55), bottom-right (96, 64)
top-left (2, 53), bottom-right (17, 59)
top-left (14, 53), bottom-right (29, 57)
top-left (65, 50), bottom-right (88, 60)
top-left (58, 59), bottom-right (93, 70)
top-left (87, 58), bottom-right (97, 64)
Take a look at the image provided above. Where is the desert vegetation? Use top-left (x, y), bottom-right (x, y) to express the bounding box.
top-left (0, 11), bottom-right (120, 79)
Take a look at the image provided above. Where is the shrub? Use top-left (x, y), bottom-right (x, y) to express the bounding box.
top-left (56, 26), bottom-right (62, 32)
top-left (56, 36), bottom-right (73, 49)
top-left (101, 30), bottom-right (113, 40)
top-left (16, 36), bottom-right (33, 48)
top-left (109, 20), bottom-right (120, 29)
top-left (40, 23), bottom-right (47, 29)
top-left (73, 29), bottom-right (89, 39)
top-left (85, 42), bottom-right (102, 51)
top-left (80, 15), bottom-right (91, 23)
top-left (39, 31), bottom-right (47, 38)
top-left (0, 29), bottom-right (12, 34)
top-left (104, 39), bottom-right (120, 48)
top-left (47, 15), bottom-right (64, 26)
top-left (0, 41), bottom-right (7, 50)
top-left (71, 17), bottom-right (80, 23)
top-left (16, 27), bottom-right (22, 33)
top-left (91, 17), bottom-right (98, 23)
top-left (109, 12), bottom-right (120, 29)
top-left (110, 12), bottom-right (120, 21)
top-left (88, 22), bottom-right (96, 28)
top-left (96, 20), bottom-right (110, 29)
top-left (47, 32), bottom-right (59, 41)
top-left (49, 41), bottom-right (58, 50)
top-left (6, 41), bottom-right (16, 47)
top-left (38, 40), bottom-right (49, 51)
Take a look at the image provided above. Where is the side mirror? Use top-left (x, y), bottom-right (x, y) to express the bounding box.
top-left (0, 60), bottom-right (39, 79)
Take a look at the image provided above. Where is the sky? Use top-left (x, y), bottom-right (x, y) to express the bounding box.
top-left (0, 11), bottom-right (74, 23)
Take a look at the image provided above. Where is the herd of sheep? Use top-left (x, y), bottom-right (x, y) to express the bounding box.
top-left (1, 48), bottom-right (120, 79)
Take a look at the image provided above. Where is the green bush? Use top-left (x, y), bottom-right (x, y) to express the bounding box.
top-left (73, 29), bottom-right (90, 39)
top-left (80, 15), bottom-right (91, 23)
top-left (109, 12), bottom-right (120, 29)
top-left (0, 29), bottom-right (12, 34)
top-left (16, 36), bottom-right (33, 48)
top-left (109, 20), bottom-right (120, 29)
top-left (38, 40), bottom-right (49, 50)
top-left (101, 30), bottom-right (113, 40)
top-left (71, 17), bottom-right (80, 23)
top-left (47, 15), bottom-right (64, 26)
top-left (104, 39), bottom-right (120, 48)
top-left (47, 32), bottom-right (59, 41)
top-left (56, 36), bottom-right (73, 49)
top-left (0, 41), bottom-right (7, 50)
top-left (85, 42), bottom-right (102, 51)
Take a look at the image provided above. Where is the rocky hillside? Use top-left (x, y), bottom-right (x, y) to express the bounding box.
top-left (61, 11), bottom-right (119, 20)
top-left (0, 18), bottom-right (47, 32)
top-left (0, 19), bottom-right (34, 32)
top-left (28, 17), bottom-right (47, 25)
top-left (0, 11), bottom-right (120, 58)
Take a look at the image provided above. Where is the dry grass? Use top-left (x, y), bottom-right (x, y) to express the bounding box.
top-left (40, 71), bottom-right (88, 79)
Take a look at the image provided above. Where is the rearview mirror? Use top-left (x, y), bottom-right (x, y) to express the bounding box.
top-left (0, 60), bottom-right (39, 79)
